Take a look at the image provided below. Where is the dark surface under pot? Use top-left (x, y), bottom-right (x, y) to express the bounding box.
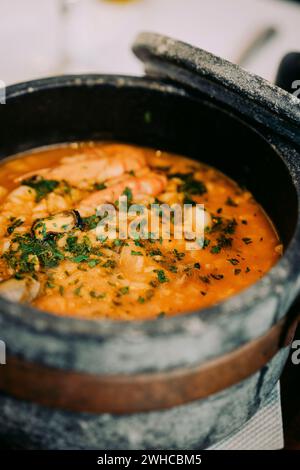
top-left (0, 34), bottom-right (300, 449)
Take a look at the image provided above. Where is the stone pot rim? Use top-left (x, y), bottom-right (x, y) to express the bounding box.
top-left (1, 73), bottom-right (300, 343)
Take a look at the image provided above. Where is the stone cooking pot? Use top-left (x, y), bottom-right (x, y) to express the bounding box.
top-left (0, 33), bottom-right (300, 449)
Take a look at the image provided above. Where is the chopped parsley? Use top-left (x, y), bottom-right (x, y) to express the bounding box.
top-left (210, 273), bottom-right (224, 281)
top-left (173, 249), bottom-right (185, 260)
top-left (113, 239), bottom-right (124, 247)
top-left (74, 285), bottom-right (83, 296)
top-left (224, 219), bottom-right (237, 235)
top-left (171, 173), bottom-right (207, 196)
top-left (102, 259), bottom-right (116, 269)
top-left (90, 290), bottom-right (106, 299)
top-left (71, 254), bottom-right (89, 263)
top-left (7, 218), bottom-right (24, 235)
top-left (228, 258), bottom-right (239, 266)
top-left (88, 259), bottom-right (100, 268)
top-left (122, 187), bottom-right (133, 203)
top-left (149, 249), bottom-right (162, 257)
top-left (183, 194), bottom-right (196, 206)
top-left (81, 214), bottom-right (101, 231)
top-left (119, 286), bottom-right (129, 295)
top-left (22, 176), bottom-right (59, 202)
top-left (225, 196), bottom-right (238, 207)
top-left (94, 182), bottom-right (107, 190)
top-left (154, 269), bottom-right (169, 283)
top-left (210, 217), bottom-right (237, 235)
top-left (168, 265), bottom-right (178, 273)
top-left (66, 235), bottom-right (92, 257)
top-left (2, 233), bottom-right (64, 274)
top-left (210, 245), bottom-right (221, 254)
top-left (203, 238), bottom-right (211, 248)
top-left (46, 280), bottom-right (55, 289)
top-left (217, 235), bottom-right (233, 248)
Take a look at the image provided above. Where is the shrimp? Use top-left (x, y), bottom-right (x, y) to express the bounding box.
top-left (15, 145), bottom-right (146, 190)
top-left (78, 172), bottom-right (167, 216)
top-left (59, 144), bottom-right (145, 165)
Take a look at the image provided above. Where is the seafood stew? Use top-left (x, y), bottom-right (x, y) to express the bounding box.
top-left (0, 142), bottom-right (281, 320)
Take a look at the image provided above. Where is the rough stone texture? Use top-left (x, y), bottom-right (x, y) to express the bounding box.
top-left (0, 349), bottom-right (289, 450)
top-left (133, 32), bottom-right (300, 147)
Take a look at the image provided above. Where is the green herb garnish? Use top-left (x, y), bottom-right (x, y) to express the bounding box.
top-left (7, 218), bottom-right (24, 235)
top-left (94, 182), bottom-right (107, 190)
top-left (22, 176), bottom-right (59, 202)
top-left (71, 254), bottom-right (89, 263)
top-left (122, 187), bottom-right (133, 203)
top-left (228, 258), bottom-right (239, 265)
top-left (172, 173), bottom-right (207, 196)
top-left (210, 245), bottom-right (221, 254)
top-left (2, 233), bottom-right (64, 275)
top-left (90, 290), bottom-right (106, 299)
top-left (81, 214), bottom-right (101, 231)
top-left (154, 269), bottom-right (169, 283)
top-left (210, 273), bottom-right (224, 280)
top-left (149, 249), bottom-right (162, 257)
top-left (119, 286), bottom-right (129, 295)
top-left (225, 196), bottom-right (238, 207)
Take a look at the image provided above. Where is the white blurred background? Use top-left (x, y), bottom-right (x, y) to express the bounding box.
top-left (0, 0), bottom-right (300, 85)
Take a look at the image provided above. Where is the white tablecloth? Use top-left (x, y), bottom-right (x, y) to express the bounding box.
top-left (208, 383), bottom-right (283, 450)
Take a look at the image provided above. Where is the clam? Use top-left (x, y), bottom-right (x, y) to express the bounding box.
top-left (32, 210), bottom-right (81, 239)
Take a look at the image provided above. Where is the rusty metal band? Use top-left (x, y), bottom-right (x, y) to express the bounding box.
top-left (0, 316), bottom-right (298, 414)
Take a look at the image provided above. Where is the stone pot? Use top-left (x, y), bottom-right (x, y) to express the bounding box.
top-left (0, 33), bottom-right (299, 449)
